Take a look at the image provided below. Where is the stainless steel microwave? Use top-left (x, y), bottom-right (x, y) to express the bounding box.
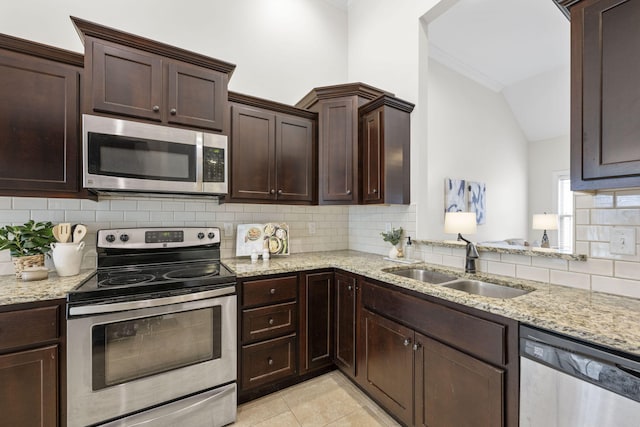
top-left (83, 114), bottom-right (228, 196)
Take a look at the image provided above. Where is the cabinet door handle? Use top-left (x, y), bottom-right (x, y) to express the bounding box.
top-left (267, 357), bottom-right (274, 366)
top-left (269, 288), bottom-right (276, 295)
top-left (403, 338), bottom-right (411, 347)
top-left (277, 189), bottom-right (283, 195)
top-left (268, 317), bottom-right (274, 325)
top-left (372, 188), bottom-right (377, 193)
top-left (270, 189), bottom-right (276, 194)
top-left (347, 285), bottom-right (353, 291)
top-left (413, 343), bottom-right (422, 351)
top-left (152, 105), bottom-right (160, 112)
top-left (346, 189), bottom-right (352, 195)
top-left (170, 108), bottom-right (177, 115)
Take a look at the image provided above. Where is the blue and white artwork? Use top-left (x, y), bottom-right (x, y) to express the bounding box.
top-left (467, 181), bottom-right (486, 225)
top-left (445, 178), bottom-right (466, 212)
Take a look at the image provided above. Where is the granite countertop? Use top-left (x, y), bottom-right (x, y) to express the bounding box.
top-left (225, 250), bottom-right (640, 358)
top-left (0, 269), bottom-right (94, 306)
top-left (1, 250), bottom-right (638, 358)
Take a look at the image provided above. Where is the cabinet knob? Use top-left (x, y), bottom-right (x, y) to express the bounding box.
top-left (403, 338), bottom-right (411, 347)
top-left (413, 343), bottom-right (422, 351)
top-left (277, 189), bottom-right (283, 195)
top-left (268, 357), bottom-right (274, 366)
top-left (270, 189), bottom-right (276, 194)
top-left (170, 108), bottom-right (177, 115)
top-left (152, 105), bottom-right (160, 112)
top-left (372, 188), bottom-right (378, 193)
top-left (346, 189), bottom-right (352, 195)
top-left (270, 288), bottom-right (276, 295)
top-left (347, 285), bottom-right (353, 291)
top-left (268, 318), bottom-right (274, 325)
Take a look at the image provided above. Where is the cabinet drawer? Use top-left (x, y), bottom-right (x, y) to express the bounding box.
top-left (242, 302), bottom-right (297, 342)
top-left (243, 276), bottom-right (297, 307)
top-left (241, 334), bottom-right (297, 390)
top-left (0, 306), bottom-right (59, 352)
top-left (361, 281), bottom-right (506, 366)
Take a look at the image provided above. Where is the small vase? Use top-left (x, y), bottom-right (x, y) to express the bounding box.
top-left (388, 244), bottom-right (403, 259)
top-left (12, 254), bottom-right (45, 279)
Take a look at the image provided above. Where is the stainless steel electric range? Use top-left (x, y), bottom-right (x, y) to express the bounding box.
top-left (66, 227), bottom-right (237, 427)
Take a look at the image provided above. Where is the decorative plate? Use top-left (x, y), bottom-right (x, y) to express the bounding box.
top-left (236, 223), bottom-right (289, 256)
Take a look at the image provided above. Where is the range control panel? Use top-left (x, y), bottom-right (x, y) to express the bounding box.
top-left (98, 227), bottom-right (221, 249)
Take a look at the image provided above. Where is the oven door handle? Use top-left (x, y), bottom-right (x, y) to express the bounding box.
top-left (69, 286), bottom-right (235, 316)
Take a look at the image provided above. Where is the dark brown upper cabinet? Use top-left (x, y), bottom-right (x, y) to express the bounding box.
top-left (558, 0), bottom-right (640, 190)
top-left (72, 16), bottom-right (235, 134)
top-left (360, 95), bottom-right (414, 205)
top-left (297, 83), bottom-right (413, 205)
top-left (229, 92), bottom-right (316, 204)
top-left (0, 34), bottom-right (84, 198)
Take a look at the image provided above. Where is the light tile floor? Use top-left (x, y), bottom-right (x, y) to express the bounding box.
top-left (233, 371), bottom-right (401, 427)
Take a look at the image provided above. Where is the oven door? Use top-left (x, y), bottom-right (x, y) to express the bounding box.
top-left (82, 114), bottom-right (203, 194)
top-left (67, 289), bottom-right (236, 427)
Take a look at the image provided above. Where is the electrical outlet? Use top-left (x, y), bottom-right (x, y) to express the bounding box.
top-left (223, 223), bottom-right (233, 237)
top-left (308, 222), bottom-right (316, 235)
top-left (385, 222), bottom-right (392, 232)
top-left (610, 227), bottom-right (636, 255)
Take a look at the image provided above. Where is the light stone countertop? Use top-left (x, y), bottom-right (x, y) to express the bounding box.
top-left (1, 250), bottom-right (638, 358)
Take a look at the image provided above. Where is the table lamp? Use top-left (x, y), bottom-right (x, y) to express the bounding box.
top-left (532, 213), bottom-right (558, 248)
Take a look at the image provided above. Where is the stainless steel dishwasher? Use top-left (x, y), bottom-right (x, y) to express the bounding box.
top-left (520, 325), bottom-right (640, 427)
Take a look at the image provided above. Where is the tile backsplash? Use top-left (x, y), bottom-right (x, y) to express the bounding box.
top-left (3, 189), bottom-right (640, 299)
top-left (0, 196), bottom-right (349, 276)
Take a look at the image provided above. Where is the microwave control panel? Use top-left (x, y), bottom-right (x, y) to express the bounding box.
top-left (203, 147), bottom-right (226, 183)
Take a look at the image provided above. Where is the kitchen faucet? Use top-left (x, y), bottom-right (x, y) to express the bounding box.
top-left (457, 233), bottom-right (479, 274)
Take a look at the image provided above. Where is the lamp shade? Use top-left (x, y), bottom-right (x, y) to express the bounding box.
top-left (532, 213), bottom-right (558, 230)
top-left (444, 212), bottom-right (477, 235)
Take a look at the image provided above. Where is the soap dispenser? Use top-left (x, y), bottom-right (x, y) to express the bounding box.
top-left (405, 236), bottom-right (414, 261)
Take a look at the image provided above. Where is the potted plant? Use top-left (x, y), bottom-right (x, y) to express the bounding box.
top-left (381, 227), bottom-right (404, 259)
top-left (0, 220), bottom-right (56, 278)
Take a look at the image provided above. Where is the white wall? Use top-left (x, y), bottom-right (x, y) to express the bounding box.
top-left (423, 58), bottom-right (528, 242)
top-left (527, 134), bottom-right (570, 245)
top-left (0, 0), bottom-right (348, 104)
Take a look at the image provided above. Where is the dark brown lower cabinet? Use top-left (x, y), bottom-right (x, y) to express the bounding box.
top-left (415, 333), bottom-right (504, 427)
top-left (334, 271), bottom-right (358, 379)
top-left (0, 345), bottom-right (58, 427)
top-left (299, 271), bottom-right (334, 373)
top-left (241, 334), bottom-right (297, 390)
top-left (361, 308), bottom-right (414, 426)
top-left (358, 279), bottom-right (515, 427)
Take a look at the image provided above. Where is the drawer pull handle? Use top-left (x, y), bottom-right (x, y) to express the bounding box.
top-left (268, 318), bottom-right (274, 325)
top-left (152, 105), bottom-right (160, 112)
top-left (269, 288), bottom-right (276, 295)
top-left (170, 108), bottom-right (177, 115)
top-left (403, 338), bottom-right (411, 347)
top-left (268, 357), bottom-right (274, 366)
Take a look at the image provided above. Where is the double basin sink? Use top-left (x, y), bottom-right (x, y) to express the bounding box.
top-left (389, 268), bottom-right (531, 299)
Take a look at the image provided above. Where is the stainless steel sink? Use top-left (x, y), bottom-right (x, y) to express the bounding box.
top-left (441, 279), bottom-right (531, 299)
top-left (389, 269), bottom-right (458, 284)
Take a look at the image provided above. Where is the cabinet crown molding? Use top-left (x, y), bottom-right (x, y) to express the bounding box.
top-left (0, 33), bottom-right (83, 67)
top-left (359, 94), bottom-right (415, 115)
top-left (229, 91), bottom-right (318, 120)
top-left (71, 16), bottom-right (236, 76)
top-left (552, 0), bottom-right (583, 18)
top-left (295, 82), bottom-right (394, 109)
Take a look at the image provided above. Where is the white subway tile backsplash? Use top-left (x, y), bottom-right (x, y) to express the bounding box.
top-left (47, 199), bottom-right (81, 210)
top-left (575, 225), bottom-right (610, 242)
top-left (516, 265), bottom-right (550, 283)
top-left (80, 199), bottom-right (111, 211)
top-left (161, 201), bottom-right (185, 211)
top-left (32, 210), bottom-right (65, 223)
top-left (487, 261), bottom-right (516, 277)
top-left (615, 189), bottom-right (640, 208)
top-left (569, 258), bottom-right (613, 276)
top-left (615, 261), bottom-right (640, 281)
top-left (0, 210), bottom-right (30, 223)
top-left (109, 200), bottom-right (138, 211)
top-left (590, 242), bottom-right (640, 262)
top-left (13, 198), bottom-right (47, 210)
top-left (550, 270), bottom-right (590, 290)
top-left (149, 211), bottom-right (174, 222)
top-left (531, 256), bottom-right (568, 271)
top-left (136, 200), bottom-right (163, 211)
top-left (591, 209), bottom-right (640, 226)
top-left (575, 209), bottom-right (590, 225)
top-left (574, 241), bottom-right (590, 256)
top-left (124, 211), bottom-right (151, 222)
top-left (0, 197), bottom-right (11, 209)
top-left (592, 275), bottom-right (640, 299)
top-left (500, 253), bottom-right (532, 265)
top-left (65, 210), bottom-right (97, 223)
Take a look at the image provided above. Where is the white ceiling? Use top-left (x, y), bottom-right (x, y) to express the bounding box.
top-left (426, 0), bottom-right (571, 141)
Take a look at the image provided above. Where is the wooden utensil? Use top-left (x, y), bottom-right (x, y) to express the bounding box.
top-left (72, 224), bottom-right (87, 243)
top-left (58, 223), bottom-right (71, 243)
top-left (52, 224), bottom-right (62, 242)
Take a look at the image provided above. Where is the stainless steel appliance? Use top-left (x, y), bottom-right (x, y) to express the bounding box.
top-left (83, 114), bottom-right (228, 196)
top-left (520, 325), bottom-right (640, 427)
top-left (67, 227), bottom-right (237, 427)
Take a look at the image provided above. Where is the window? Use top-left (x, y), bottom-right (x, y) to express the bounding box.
top-left (556, 174), bottom-right (573, 252)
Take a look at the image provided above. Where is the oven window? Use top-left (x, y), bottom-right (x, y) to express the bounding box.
top-left (88, 132), bottom-right (196, 182)
top-left (91, 306), bottom-right (221, 390)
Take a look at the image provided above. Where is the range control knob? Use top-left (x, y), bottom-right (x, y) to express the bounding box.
top-left (208, 232), bottom-right (216, 239)
top-left (197, 232), bottom-right (205, 239)
top-left (119, 234), bottom-right (129, 242)
top-left (105, 234), bottom-right (116, 243)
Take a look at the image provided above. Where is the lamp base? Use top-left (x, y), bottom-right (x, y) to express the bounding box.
top-left (540, 230), bottom-right (550, 248)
